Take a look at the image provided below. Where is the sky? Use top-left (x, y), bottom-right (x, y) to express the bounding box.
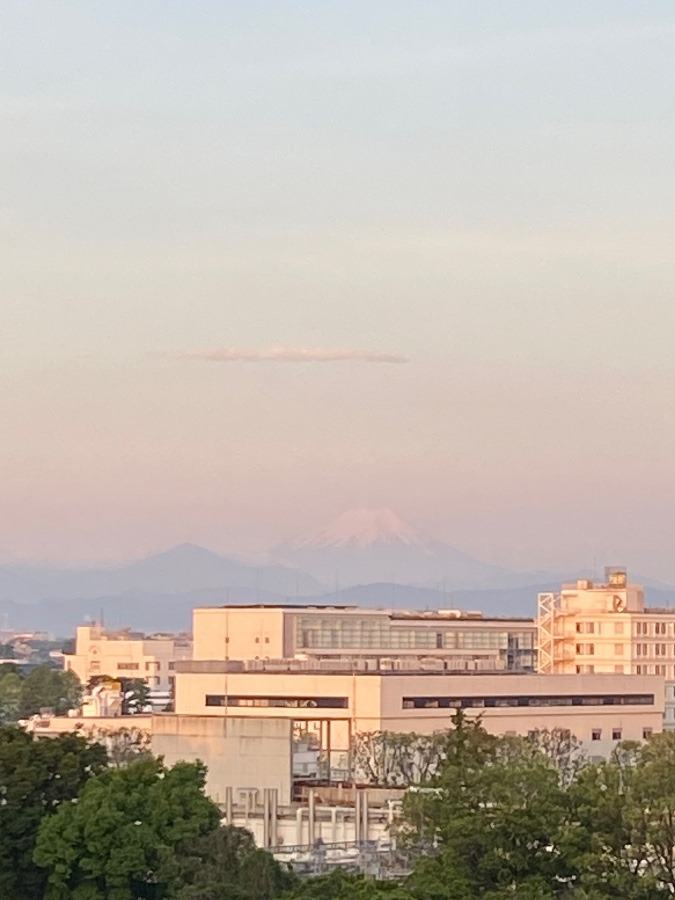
top-left (2, 2), bottom-right (675, 577)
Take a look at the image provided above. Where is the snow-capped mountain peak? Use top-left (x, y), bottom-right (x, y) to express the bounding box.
top-left (296, 507), bottom-right (424, 550)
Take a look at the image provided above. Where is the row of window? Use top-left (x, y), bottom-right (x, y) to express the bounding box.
top-left (204, 695), bottom-right (349, 709)
top-left (576, 622), bottom-right (674, 637)
top-left (577, 665), bottom-right (670, 675)
top-left (93, 661), bottom-right (169, 672)
top-left (636, 622), bottom-right (668, 636)
top-left (576, 622), bottom-right (625, 635)
top-left (295, 618), bottom-right (534, 652)
top-left (576, 643), bottom-right (675, 659)
top-left (401, 694), bottom-right (654, 710)
top-left (591, 727), bottom-right (653, 741)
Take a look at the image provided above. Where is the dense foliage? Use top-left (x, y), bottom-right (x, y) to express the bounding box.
top-left (5, 714), bottom-right (675, 898)
top-left (0, 727), bottom-right (108, 897)
top-left (34, 756), bottom-right (221, 898)
top-left (0, 663), bottom-right (82, 722)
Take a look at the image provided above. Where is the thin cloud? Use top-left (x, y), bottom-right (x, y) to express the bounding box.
top-left (181, 346), bottom-right (409, 364)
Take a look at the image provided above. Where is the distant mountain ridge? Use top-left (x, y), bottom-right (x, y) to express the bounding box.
top-left (274, 506), bottom-right (518, 588)
top-left (0, 542), bottom-right (322, 606)
top-left (2, 511), bottom-right (674, 635)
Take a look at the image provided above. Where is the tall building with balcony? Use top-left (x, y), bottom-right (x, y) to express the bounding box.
top-left (537, 567), bottom-right (675, 729)
top-left (193, 605), bottom-right (536, 673)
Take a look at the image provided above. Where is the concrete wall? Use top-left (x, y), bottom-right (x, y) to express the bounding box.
top-left (193, 608), bottom-right (287, 661)
top-left (379, 672), bottom-right (664, 744)
top-left (173, 667), bottom-right (664, 754)
top-left (152, 714), bottom-right (294, 804)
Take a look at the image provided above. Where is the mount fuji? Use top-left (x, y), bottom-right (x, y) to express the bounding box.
top-left (273, 507), bottom-right (517, 588)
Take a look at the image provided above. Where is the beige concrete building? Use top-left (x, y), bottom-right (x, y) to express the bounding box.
top-left (193, 605), bottom-right (536, 672)
top-left (538, 567), bottom-right (675, 678)
top-left (63, 625), bottom-right (192, 692)
top-left (171, 663), bottom-right (663, 759)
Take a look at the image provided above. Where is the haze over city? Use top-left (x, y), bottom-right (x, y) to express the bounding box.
top-left (3, 2), bottom-right (675, 581)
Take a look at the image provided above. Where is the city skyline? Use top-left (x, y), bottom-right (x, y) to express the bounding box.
top-left (2, 3), bottom-right (675, 578)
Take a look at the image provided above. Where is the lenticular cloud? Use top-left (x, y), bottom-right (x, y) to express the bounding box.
top-left (184, 346), bottom-right (409, 364)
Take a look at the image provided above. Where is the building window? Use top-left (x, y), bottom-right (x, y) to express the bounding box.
top-left (612, 729), bottom-right (622, 741)
top-left (614, 644), bottom-right (624, 655)
top-left (576, 622), bottom-right (595, 635)
top-left (401, 693), bottom-right (654, 710)
top-left (168, 662), bottom-right (175, 670)
top-left (254, 637), bottom-right (260, 644)
top-left (205, 695), bottom-right (349, 709)
top-left (264, 638), bottom-right (270, 644)
top-left (591, 729), bottom-right (602, 741)
top-left (643, 728), bottom-right (653, 740)
top-left (614, 622), bottom-right (624, 635)
top-left (117, 663), bottom-right (139, 671)
top-left (614, 665), bottom-right (624, 673)
top-left (636, 665), bottom-right (643, 674)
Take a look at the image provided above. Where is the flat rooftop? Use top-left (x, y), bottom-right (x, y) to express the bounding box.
top-left (201, 604), bottom-right (534, 623)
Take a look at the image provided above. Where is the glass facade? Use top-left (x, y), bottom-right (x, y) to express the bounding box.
top-left (294, 615), bottom-right (535, 670)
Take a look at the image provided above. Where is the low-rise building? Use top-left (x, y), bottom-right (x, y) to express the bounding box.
top-left (62, 624), bottom-right (192, 692)
top-left (171, 662), bottom-right (663, 760)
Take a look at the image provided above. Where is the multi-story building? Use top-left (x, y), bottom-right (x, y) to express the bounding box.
top-left (537, 567), bottom-right (675, 678)
top-left (62, 624), bottom-right (192, 693)
top-left (537, 567), bottom-right (675, 730)
top-left (193, 605), bottom-right (536, 672)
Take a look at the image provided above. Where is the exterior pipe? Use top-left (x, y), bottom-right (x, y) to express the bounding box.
top-left (308, 789), bottom-right (316, 846)
top-left (295, 807), bottom-right (305, 846)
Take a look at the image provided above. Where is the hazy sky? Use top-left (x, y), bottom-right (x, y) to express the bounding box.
top-left (2, 2), bottom-right (675, 576)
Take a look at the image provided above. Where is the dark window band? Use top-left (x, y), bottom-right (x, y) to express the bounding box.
top-left (205, 694), bottom-right (348, 709)
top-left (402, 693), bottom-right (654, 710)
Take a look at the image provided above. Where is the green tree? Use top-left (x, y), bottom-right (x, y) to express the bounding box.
top-left (120, 677), bottom-right (152, 714)
top-left (283, 869), bottom-right (413, 899)
top-left (0, 670), bottom-right (23, 722)
top-left (0, 642), bottom-right (16, 659)
top-left (0, 725), bottom-right (107, 898)
top-left (160, 824), bottom-right (294, 899)
top-left (34, 756), bottom-right (221, 899)
top-left (402, 711), bottom-right (573, 897)
top-left (19, 664), bottom-right (82, 718)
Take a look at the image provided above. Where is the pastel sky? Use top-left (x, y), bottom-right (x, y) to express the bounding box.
top-left (2, 2), bottom-right (675, 577)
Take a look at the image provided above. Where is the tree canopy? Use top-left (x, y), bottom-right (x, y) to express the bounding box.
top-left (0, 725), bottom-right (108, 898)
top-left (3, 712), bottom-right (675, 898)
top-left (0, 663), bottom-right (82, 722)
top-left (34, 756), bottom-right (221, 899)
